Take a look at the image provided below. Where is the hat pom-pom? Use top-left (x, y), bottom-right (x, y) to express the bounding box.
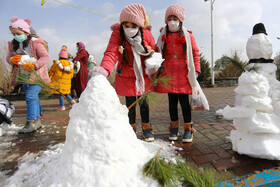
top-left (24, 19), bottom-right (32, 26)
top-left (110, 23), bottom-right (120, 31)
top-left (10, 16), bottom-right (19, 23)
top-left (145, 25), bottom-right (152, 31)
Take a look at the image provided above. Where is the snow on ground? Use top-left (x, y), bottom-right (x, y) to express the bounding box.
top-left (0, 123), bottom-right (21, 137)
top-left (0, 74), bottom-right (180, 187)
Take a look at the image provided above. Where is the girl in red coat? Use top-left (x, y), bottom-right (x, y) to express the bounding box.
top-left (73, 42), bottom-right (89, 99)
top-left (91, 4), bottom-right (156, 142)
top-left (156, 5), bottom-right (201, 143)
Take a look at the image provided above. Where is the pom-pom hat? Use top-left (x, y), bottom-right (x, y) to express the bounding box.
top-left (59, 46), bottom-right (68, 59)
top-left (119, 4), bottom-right (147, 28)
top-left (165, 5), bottom-right (185, 24)
top-left (9, 16), bottom-right (32, 34)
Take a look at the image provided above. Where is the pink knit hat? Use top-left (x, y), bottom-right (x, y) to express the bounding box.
top-left (59, 46), bottom-right (68, 59)
top-left (119, 4), bottom-right (146, 28)
top-left (9, 16), bottom-right (32, 34)
top-left (165, 5), bottom-right (185, 24)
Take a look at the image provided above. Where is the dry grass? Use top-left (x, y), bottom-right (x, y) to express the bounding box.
top-left (218, 63), bottom-right (244, 78)
top-left (217, 51), bottom-right (247, 78)
top-left (0, 41), bottom-right (12, 94)
top-left (107, 68), bottom-right (116, 87)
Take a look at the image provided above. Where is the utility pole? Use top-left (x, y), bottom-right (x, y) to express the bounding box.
top-left (204, 0), bottom-right (215, 86)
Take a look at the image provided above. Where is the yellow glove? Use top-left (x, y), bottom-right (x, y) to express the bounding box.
top-left (20, 63), bottom-right (36, 71)
top-left (10, 55), bottom-right (22, 66)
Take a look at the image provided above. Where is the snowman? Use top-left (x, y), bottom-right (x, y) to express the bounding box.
top-left (246, 23), bottom-right (280, 116)
top-left (217, 23), bottom-right (280, 160)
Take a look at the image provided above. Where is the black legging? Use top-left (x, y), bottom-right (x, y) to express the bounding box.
top-left (76, 92), bottom-right (81, 99)
top-left (168, 93), bottom-right (191, 123)
top-left (125, 96), bottom-right (149, 124)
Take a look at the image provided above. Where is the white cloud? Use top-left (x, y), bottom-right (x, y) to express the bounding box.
top-left (216, 2), bottom-right (262, 26)
top-left (146, 8), bottom-right (166, 39)
top-left (270, 24), bottom-right (280, 40)
top-left (101, 2), bottom-right (116, 15)
top-left (172, 0), bottom-right (264, 61)
top-left (25, 0), bottom-right (280, 64)
top-left (96, 3), bottom-right (119, 27)
top-left (38, 28), bottom-right (61, 43)
top-left (85, 31), bottom-right (112, 64)
top-left (98, 13), bottom-right (119, 27)
top-left (36, 28), bottom-right (62, 67)
top-left (53, 31), bottom-right (112, 65)
top-left (89, 2), bottom-right (119, 27)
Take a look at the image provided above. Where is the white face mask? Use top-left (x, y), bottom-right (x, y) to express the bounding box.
top-left (124, 28), bottom-right (139, 38)
top-left (168, 20), bottom-right (180, 32)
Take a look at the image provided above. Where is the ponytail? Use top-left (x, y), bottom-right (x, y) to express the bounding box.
top-left (139, 27), bottom-right (148, 53)
top-left (179, 23), bottom-right (186, 53)
top-left (162, 24), bottom-right (170, 57)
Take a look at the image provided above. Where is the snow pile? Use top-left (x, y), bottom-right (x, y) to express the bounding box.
top-left (249, 63), bottom-right (280, 116)
top-left (2, 74), bottom-right (178, 186)
top-left (217, 71), bottom-right (280, 160)
top-left (0, 123), bottom-right (21, 136)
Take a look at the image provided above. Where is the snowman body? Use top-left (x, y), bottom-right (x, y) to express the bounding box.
top-left (220, 31), bottom-right (280, 160)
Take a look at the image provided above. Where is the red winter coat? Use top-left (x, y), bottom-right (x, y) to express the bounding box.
top-left (73, 48), bottom-right (89, 93)
top-left (101, 24), bottom-right (156, 96)
top-left (155, 31), bottom-right (200, 94)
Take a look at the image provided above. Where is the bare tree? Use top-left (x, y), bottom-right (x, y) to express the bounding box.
top-left (274, 51), bottom-right (280, 80)
top-left (0, 41), bottom-right (12, 94)
top-left (274, 51), bottom-right (280, 65)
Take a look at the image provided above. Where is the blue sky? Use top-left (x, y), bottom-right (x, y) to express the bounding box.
top-left (1, 0), bottom-right (280, 67)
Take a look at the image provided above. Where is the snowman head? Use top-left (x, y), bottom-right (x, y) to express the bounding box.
top-left (246, 23), bottom-right (273, 60)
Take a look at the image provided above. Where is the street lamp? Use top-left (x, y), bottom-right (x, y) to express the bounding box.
top-left (204, 0), bottom-right (215, 86)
